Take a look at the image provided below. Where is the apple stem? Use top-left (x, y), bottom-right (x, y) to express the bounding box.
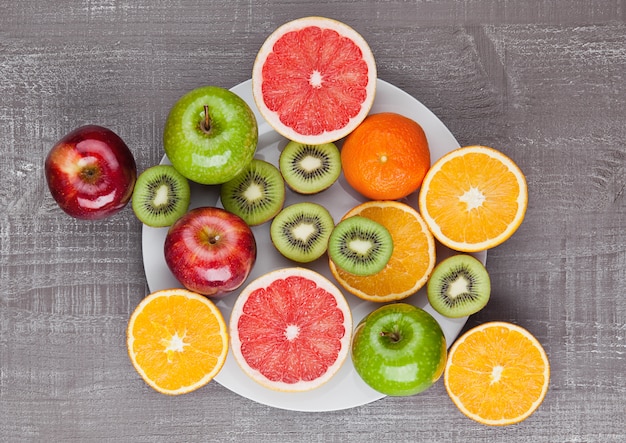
top-left (202, 105), bottom-right (211, 133)
top-left (380, 331), bottom-right (401, 343)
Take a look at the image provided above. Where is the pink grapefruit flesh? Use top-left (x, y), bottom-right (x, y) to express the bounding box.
top-left (252, 16), bottom-right (377, 145)
top-left (229, 267), bottom-right (352, 392)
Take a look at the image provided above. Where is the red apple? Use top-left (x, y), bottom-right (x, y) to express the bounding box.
top-left (45, 125), bottom-right (137, 220)
top-left (164, 206), bottom-right (257, 298)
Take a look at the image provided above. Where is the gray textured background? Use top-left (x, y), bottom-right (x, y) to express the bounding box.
top-left (1, 1), bottom-right (625, 441)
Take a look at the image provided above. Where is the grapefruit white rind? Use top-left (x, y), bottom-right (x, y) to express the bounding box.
top-left (252, 16), bottom-right (377, 145)
top-left (229, 267), bottom-right (353, 392)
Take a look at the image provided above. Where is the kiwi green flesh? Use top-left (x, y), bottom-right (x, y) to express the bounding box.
top-left (328, 216), bottom-right (393, 276)
top-left (279, 141), bottom-right (341, 194)
top-left (270, 202), bottom-right (334, 263)
top-left (427, 254), bottom-right (491, 318)
top-left (220, 159), bottom-right (285, 226)
top-left (131, 165), bottom-right (190, 227)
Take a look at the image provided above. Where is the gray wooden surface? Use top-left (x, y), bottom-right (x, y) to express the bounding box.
top-left (1, 1), bottom-right (625, 441)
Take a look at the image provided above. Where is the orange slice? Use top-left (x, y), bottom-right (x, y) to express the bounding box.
top-left (329, 200), bottom-right (436, 302)
top-left (418, 145), bottom-right (528, 252)
top-left (444, 322), bottom-right (550, 426)
top-left (127, 288), bottom-right (228, 395)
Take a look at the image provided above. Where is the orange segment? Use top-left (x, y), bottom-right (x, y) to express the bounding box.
top-left (444, 322), bottom-right (550, 426)
top-left (341, 112), bottom-right (431, 200)
top-left (418, 145), bottom-right (528, 252)
top-left (329, 200), bottom-right (436, 302)
top-left (127, 288), bottom-right (228, 395)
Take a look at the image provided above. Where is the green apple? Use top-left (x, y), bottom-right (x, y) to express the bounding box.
top-left (163, 86), bottom-right (258, 185)
top-left (352, 303), bottom-right (447, 396)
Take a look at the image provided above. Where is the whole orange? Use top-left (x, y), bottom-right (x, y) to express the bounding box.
top-left (341, 112), bottom-right (430, 200)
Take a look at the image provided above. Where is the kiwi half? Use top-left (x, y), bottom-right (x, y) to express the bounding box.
top-left (220, 158), bottom-right (285, 226)
top-left (279, 141), bottom-right (341, 194)
top-left (131, 164), bottom-right (190, 227)
top-left (328, 216), bottom-right (394, 276)
top-left (270, 202), bottom-right (335, 263)
top-left (427, 254), bottom-right (491, 318)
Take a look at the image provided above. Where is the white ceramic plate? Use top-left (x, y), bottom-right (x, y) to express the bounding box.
top-left (142, 79), bottom-right (487, 412)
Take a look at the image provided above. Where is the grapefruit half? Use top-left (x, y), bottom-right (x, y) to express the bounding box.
top-left (229, 267), bottom-right (352, 392)
top-left (252, 16), bottom-right (377, 145)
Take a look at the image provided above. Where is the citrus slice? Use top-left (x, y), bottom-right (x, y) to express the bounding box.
top-left (418, 145), bottom-right (528, 252)
top-left (329, 201), bottom-right (436, 302)
top-left (252, 16), bottom-right (377, 145)
top-left (127, 288), bottom-right (228, 395)
top-left (230, 267), bottom-right (352, 392)
top-left (444, 322), bottom-right (550, 426)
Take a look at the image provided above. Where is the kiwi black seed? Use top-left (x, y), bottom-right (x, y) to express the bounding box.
top-left (131, 164), bottom-right (191, 227)
top-left (220, 158), bottom-right (285, 226)
top-left (270, 202), bottom-right (335, 263)
top-left (427, 254), bottom-right (491, 318)
top-left (279, 141), bottom-right (341, 194)
top-left (327, 216), bottom-right (394, 276)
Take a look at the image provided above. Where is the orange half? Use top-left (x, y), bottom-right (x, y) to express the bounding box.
top-left (329, 200), bottom-right (436, 302)
top-left (127, 288), bottom-right (228, 395)
top-left (444, 321), bottom-right (550, 426)
top-left (418, 145), bottom-right (528, 252)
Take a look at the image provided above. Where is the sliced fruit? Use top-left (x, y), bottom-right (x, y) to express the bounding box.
top-left (327, 216), bottom-right (393, 276)
top-left (341, 112), bottom-right (431, 200)
top-left (427, 254), bottom-right (491, 318)
top-left (444, 322), bottom-right (550, 426)
top-left (230, 267), bottom-right (352, 392)
top-left (131, 165), bottom-right (190, 227)
top-left (270, 202), bottom-right (335, 263)
top-left (220, 158), bottom-right (285, 226)
top-left (126, 288), bottom-right (228, 395)
top-left (329, 200), bottom-right (436, 302)
top-left (252, 16), bottom-right (377, 145)
top-left (418, 145), bottom-right (528, 252)
top-left (279, 141), bottom-right (341, 194)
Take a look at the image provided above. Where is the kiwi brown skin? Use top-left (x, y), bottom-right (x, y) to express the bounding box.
top-left (219, 158), bottom-right (285, 226)
top-left (327, 216), bottom-right (393, 276)
top-left (426, 254), bottom-right (491, 318)
top-left (269, 202), bottom-right (335, 263)
top-left (131, 164), bottom-right (190, 227)
top-left (279, 141), bottom-right (341, 194)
